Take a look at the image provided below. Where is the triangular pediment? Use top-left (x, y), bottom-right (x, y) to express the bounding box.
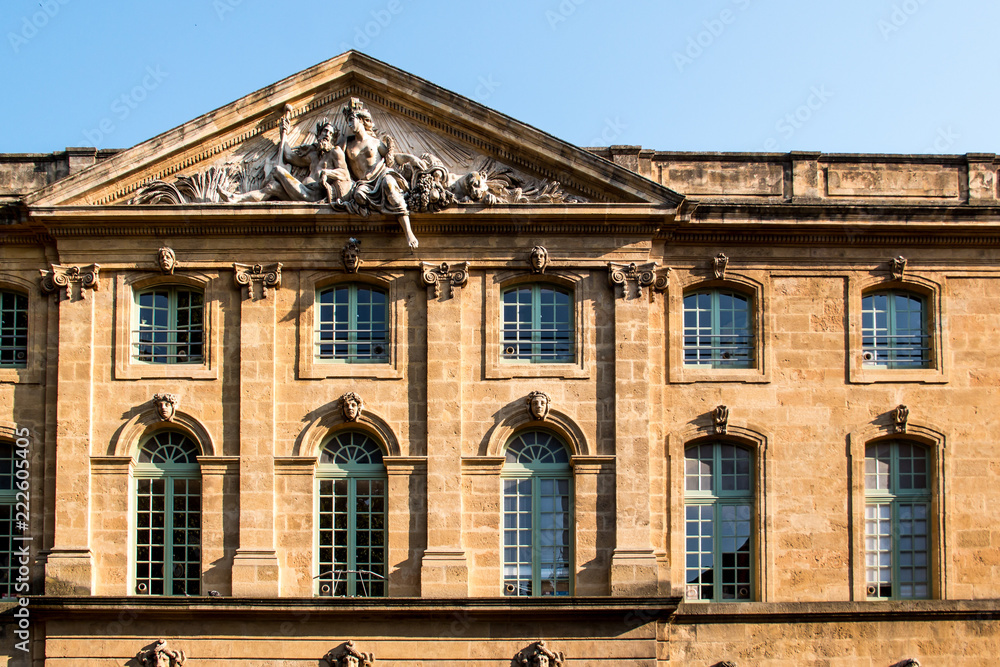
top-left (26, 51), bottom-right (683, 210)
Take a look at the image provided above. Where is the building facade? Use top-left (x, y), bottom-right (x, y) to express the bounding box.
top-left (1, 51), bottom-right (998, 665)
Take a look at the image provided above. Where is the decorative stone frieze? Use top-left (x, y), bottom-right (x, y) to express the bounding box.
top-left (893, 404), bottom-right (909, 433)
top-left (324, 640), bottom-right (374, 667)
top-left (527, 391), bottom-right (551, 421)
top-left (233, 262), bottom-right (282, 299)
top-left (890, 255), bottom-right (907, 281)
top-left (607, 261), bottom-right (667, 298)
top-left (342, 238), bottom-right (362, 273)
top-left (713, 405), bottom-right (730, 435)
top-left (341, 392), bottom-right (364, 422)
top-left (138, 639), bottom-right (186, 667)
top-left (153, 394), bottom-right (179, 422)
top-left (157, 246), bottom-right (176, 274)
top-left (40, 263), bottom-right (100, 300)
top-left (421, 261), bottom-right (469, 299)
top-left (713, 252), bottom-right (729, 280)
top-left (515, 640), bottom-right (565, 667)
top-left (529, 245), bottom-right (549, 273)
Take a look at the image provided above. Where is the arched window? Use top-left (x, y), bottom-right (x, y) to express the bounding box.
top-left (316, 284), bottom-right (389, 363)
top-left (0, 291), bottom-right (28, 368)
top-left (0, 441), bottom-right (17, 598)
top-left (862, 290), bottom-right (930, 369)
top-left (133, 432), bottom-right (201, 596)
top-left (134, 287), bottom-right (204, 364)
top-left (684, 442), bottom-right (754, 602)
top-left (502, 284), bottom-right (573, 363)
top-left (865, 440), bottom-right (931, 599)
top-left (316, 431), bottom-right (387, 597)
top-left (502, 431), bottom-right (572, 596)
top-left (683, 289), bottom-right (754, 368)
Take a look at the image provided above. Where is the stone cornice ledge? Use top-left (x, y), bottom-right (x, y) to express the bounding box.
top-left (25, 596), bottom-right (681, 621)
top-left (674, 599), bottom-right (1000, 623)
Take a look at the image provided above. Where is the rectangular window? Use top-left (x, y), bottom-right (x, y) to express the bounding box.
top-left (501, 285), bottom-right (574, 364)
top-left (862, 290), bottom-right (930, 369)
top-left (316, 285), bottom-right (389, 363)
top-left (683, 290), bottom-right (754, 369)
top-left (134, 288), bottom-right (204, 364)
top-left (0, 291), bottom-right (28, 369)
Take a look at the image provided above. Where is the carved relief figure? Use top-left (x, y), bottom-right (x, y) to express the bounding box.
top-left (893, 404), bottom-right (909, 433)
top-left (342, 238), bottom-right (362, 273)
top-left (527, 391), bottom-right (551, 421)
top-left (341, 392), bottom-right (364, 422)
top-left (713, 405), bottom-right (729, 435)
top-left (515, 640), bottom-right (565, 667)
top-left (153, 394), bottom-right (179, 422)
top-left (324, 640), bottom-right (374, 667)
top-left (157, 247), bottom-right (176, 274)
top-left (529, 245), bottom-right (549, 274)
top-left (221, 115), bottom-right (351, 204)
top-left (138, 639), bottom-right (185, 667)
top-left (331, 98), bottom-right (418, 250)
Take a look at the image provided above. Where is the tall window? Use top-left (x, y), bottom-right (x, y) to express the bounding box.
top-left (0, 442), bottom-right (18, 598)
top-left (684, 442), bottom-right (753, 602)
top-left (0, 291), bottom-right (28, 368)
top-left (134, 432), bottom-right (201, 596)
top-left (134, 287), bottom-right (204, 364)
top-left (683, 289), bottom-right (753, 368)
top-left (316, 285), bottom-right (389, 363)
top-left (502, 284), bottom-right (573, 363)
top-left (865, 440), bottom-right (931, 600)
top-left (502, 431), bottom-right (572, 596)
top-left (862, 290), bottom-right (930, 369)
top-left (316, 432), bottom-right (387, 597)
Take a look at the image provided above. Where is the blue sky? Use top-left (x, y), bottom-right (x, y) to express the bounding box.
top-left (2, 0), bottom-right (998, 155)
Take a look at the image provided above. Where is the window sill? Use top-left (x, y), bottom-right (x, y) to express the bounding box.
top-left (486, 361), bottom-right (589, 380)
top-left (671, 366), bottom-right (770, 384)
top-left (114, 362), bottom-right (217, 381)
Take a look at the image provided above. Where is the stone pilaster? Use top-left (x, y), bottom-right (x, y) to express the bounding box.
top-left (199, 456), bottom-right (239, 597)
top-left (384, 457), bottom-right (427, 597)
top-left (420, 273), bottom-right (468, 597)
top-left (609, 279), bottom-right (658, 595)
top-left (571, 456), bottom-right (616, 595)
top-left (231, 275), bottom-right (280, 596)
top-left (44, 281), bottom-right (97, 595)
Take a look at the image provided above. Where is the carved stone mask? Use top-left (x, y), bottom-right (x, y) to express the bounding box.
top-left (342, 239), bottom-right (361, 273)
top-left (157, 247), bottom-right (176, 274)
top-left (529, 246), bottom-right (548, 273)
top-left (341, 392), bottom-right (364, 422)
top-left (153, 394), bottom-right (178, 422)
top-left (527, 391), bottom-right (550, 421)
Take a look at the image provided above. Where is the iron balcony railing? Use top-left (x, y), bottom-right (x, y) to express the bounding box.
top-left (133, 328), bottom-right (204, 363)
top-left (862, 334), bottom-right (931, 368)
top-left (502, 327), bottom-right (574, 362)
top-left (315, 328), bottom-right (390, 362)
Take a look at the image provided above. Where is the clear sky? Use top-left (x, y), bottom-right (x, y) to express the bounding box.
top-left (2, 0), bottom-right (998, 155)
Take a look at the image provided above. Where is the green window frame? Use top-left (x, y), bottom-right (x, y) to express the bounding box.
top-left (134, 286), bottom-right (204, 364)
top-left (502, 430), bottom-right (573, 597)
top-left (0, 441), bottom-right (19, 599)
top-left (865, 440), bottom-right (931, 600)
top-left (501, 284), bottom-right (574, 364)
top-left (133, 431), bottom-right (201, 596)
top-left (0, 290), bottom-right (28, 368)
top-left (315, 431), bottom-right (387, 597)
top-left (862, 290), bottom-right (930, 369)
top-left (683, 289), bottom-right (754, 368)
top-left (684, 442), bottom-right (754, 602)
top-left (316, 284), bottom-right (389, 363)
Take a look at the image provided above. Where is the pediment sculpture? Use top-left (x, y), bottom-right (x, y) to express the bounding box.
top-left (128, 98), bottom-right (587, 249)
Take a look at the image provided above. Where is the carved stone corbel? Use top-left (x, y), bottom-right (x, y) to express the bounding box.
top-left (607, 261), bottom-right (668, 298)
top-left (515, 640), bottom-right (565, 667)
top-left (893, 404), bottom-right (909, 433)
top-left (138, 639), bottom-right (186, 666)
top-left (153, 394), bottom-right (179, 422)
top-left (420, 261), bottom-right (469, 299)
top-left (342, 238), bottom-right (362, 273)
top-left (526, 391), bottom-right (551, 421)
top-left (890, 255), bottom-right (907, 281)
top-left (157, 247), bottom-right (176, 274)
top-left (341, 392), bottom-right (364, 422)
top-left (529, 245), bottom-right (549, 274)
top-left (40, 263), bottom-right (100, 300)
top-left (233, 262), bottom-right (282, 299)
top-left (713, 252), bottom-right (729, 280)
top-left (713, 405), bottom-right (730, 435)
top-left (324, 640), bottom-right (374, 667)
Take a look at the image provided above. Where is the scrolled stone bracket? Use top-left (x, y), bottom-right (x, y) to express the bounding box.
top-left (890, 255), bottom-right (907, 281)
top-left (713, 405), bottom-right (730, 435)
top-left (892, 404), bottom-right (909, 433)
top-left (233, 262), bottom-right (282, 300)
top-left (713, 252), bottom-right (729, 280)
top-left (40, 263), bottom-right (100, 300)
top-left (421, 261), bottom-right (469, 299)
top-left (608, 261), bottom-right (668, 298)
